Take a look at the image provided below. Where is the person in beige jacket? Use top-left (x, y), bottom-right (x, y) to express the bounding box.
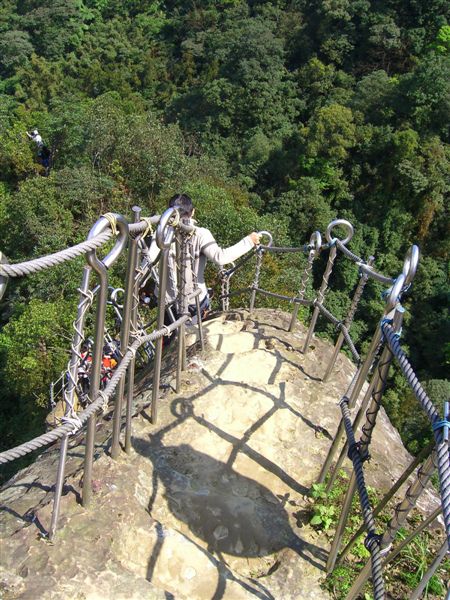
top-left (145, 193), bottom-right (260, 323)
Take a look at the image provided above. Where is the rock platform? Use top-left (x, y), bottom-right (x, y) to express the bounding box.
top-left (0, 309), bottom-right (441, 599)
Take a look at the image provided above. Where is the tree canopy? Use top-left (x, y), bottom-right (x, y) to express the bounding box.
top-left (0, 0), bottom-right (448, 467)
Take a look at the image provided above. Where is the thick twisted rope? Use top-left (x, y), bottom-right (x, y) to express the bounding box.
top-left (0, 231), bottom-right (112, 278)
top-left (0, 315), bottom-right (189, 465)
top-left (382, 322), bottom-right (450, 550)
top-left (340, 396), bottom-right (385, 599)
top-left (0, 218), bottom-right (162, 279)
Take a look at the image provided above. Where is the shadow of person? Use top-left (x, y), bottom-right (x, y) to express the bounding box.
top-left (133, 437), bottom-right (328, 577)
top-left (158, 443), bottom-right (294, 558)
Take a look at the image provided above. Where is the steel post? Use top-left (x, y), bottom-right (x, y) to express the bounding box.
top-left (48, 434), bottom-right (69, 540)
top-left (327, 471), bottom-right (357, 572)
top-left (326, 309), bottom-right (402, 577)
top-left (249, 248), bottom-right (263, 313)
top-left (348, 325), bottom-right (382, 408)
top-left (64, 267), bottom-right (92, 412)
top-left (151, 247), bottom-right (169, 424)
top-left (345, 451), bottom-right (437, 600)
top-left (111, 206), bottom-right (140, 459)
top-left (290, 232), bottom-right (321, 332)
top-left (50, 266), bottom-right (92, 534)
top-left (303, 245), bottom-right (337, 353)
top-left (82, 259), bottom-right (108, 506)
top-left (195, 293), bottom-right (205, 352)
top-left (325, 374), bottom-right (378, 492)
top-left (318, 372), bottom-right (376, 487)
top-left (125, 243), bottom-right (141, 454)
top-left (410, 540), bottom-right (448, 600)
top-left (82, 213), bottom-right (128, 506)
top-left (322, 257), bottom-right (373, 382)
top-left (337, 442), bottom-right (434, 565)
top-left (175, 235), bottom-right (183, 393)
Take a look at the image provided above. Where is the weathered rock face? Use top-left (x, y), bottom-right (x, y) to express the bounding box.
top-left (0, 309), bottom-right (441, 600)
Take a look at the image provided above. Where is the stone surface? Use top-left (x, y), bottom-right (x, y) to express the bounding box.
top-left (0, 309), bottom-right (443, 600)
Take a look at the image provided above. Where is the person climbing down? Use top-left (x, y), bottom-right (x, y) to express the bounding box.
top-left (26, 128), bottom-right (51, 175)
top-left (147, 193), bottom-right (261, 328)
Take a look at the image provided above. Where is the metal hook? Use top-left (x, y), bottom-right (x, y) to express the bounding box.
top-left (156, 207), bottom-right (178, 250)
top-left (401, 245), bottom-right (419, 288)
top-left (0, 251), bottom-right (9, 301)
top-left (325, 219), bottom-right (354, 246)
top-left (110, 287), bottom-right (125, 309)
top-left (385, 273), bottom-right (406, 312)
top-left (86, 213), bottom-right (129, 270)
top-left (258, 230), bottom-right (273, 247)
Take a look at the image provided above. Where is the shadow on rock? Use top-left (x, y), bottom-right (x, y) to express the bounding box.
top-left (133, 438), bottom-right (327, 573)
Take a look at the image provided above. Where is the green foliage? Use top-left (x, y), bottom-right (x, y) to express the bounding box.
top-left (0, 0), bottom-right (448, 500)
top-left (317, 474), bottom-right (449, 599)
top-left (0, 299), bottom-right (73, 402)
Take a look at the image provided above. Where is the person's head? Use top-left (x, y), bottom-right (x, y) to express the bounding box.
top-left (32, 129), bottom-right (39, 136)
top-left (168, 193), bottom-right (194, 218)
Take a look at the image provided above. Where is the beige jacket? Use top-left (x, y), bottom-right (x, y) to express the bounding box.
top-left (147, 222), bottom-right (254, 306)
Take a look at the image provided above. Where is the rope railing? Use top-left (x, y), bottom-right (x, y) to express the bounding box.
top-left (382, 322), bottom-right (450, 551)
top-left (217, 219), bottom-right (449, 598)
top-left (0, 316), bottom-right (188, 465)
top-left (1, 209), bottom-right (447, 600)
top-left (0, 216), bottom-right (162, 282)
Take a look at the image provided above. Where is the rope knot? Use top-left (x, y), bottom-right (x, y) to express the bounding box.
top-left (102, 213), bottom-right (118, 237)
top-left (347, 441), bottom-right (370, 463)
top-left (364, 531), bottom-right (382, 552)
top-left (432, 419), bottom-right (450, 443)
top-left (98, 390), bottom-right (109, 413)
top-left (141, 217), bottom-right (154, 239)
top-left (61, 414), bottom-right (83, 435)
top-left (347, 441), bottom-right (361, 462)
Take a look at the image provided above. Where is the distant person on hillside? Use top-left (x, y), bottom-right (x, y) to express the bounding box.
top-left (26, 129), bottom-right (43, 148)
top-left (26, 128), bottom-right (51, 176)
top-left (145, 193), bottom-right (261, 325)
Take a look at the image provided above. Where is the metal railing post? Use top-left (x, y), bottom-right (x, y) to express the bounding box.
top-left (83, 261), bottom-right (108, 506)
top-left (409, 540), bottom-right (448, 600)
top-left (317, 368), bottom-right (373, 485)
top-left (323, 256), bottom-right (374, 382)
top-left (125, 232), bottom-right (141, 454)
top-left (303, 220), bottom-right (353, 353)
top-left (289, 232), bottom-right (321, 332)
top-left (303, 244), bottom-right (337, 353)
top-left (151, 207), bottom-right (176, 424)
top-left (48, 434), bottom-right (69, 540)
top-left (83, 214), bottom-right (128, 506)
top-left (345, 451), bottom-right (437, 600)
top-left (249, 247), bottom-right (263, 313)
top-left (326, 470), bottom-right (357, 572)
top-left (326, 305), bottom-right (403, 574)
top-left (325, 374), bottom-right (378, 491)
top-left (151, 247), bottom-right (169, 424)
top-left (178, 223), bottom-right (190, 382)
top-left (111, 206), bottom-right (141, 459)
top-left (49, 265), bottom-right (92, 537)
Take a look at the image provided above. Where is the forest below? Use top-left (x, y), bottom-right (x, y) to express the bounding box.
top-left (0, 0), bottom-right (448, 473)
